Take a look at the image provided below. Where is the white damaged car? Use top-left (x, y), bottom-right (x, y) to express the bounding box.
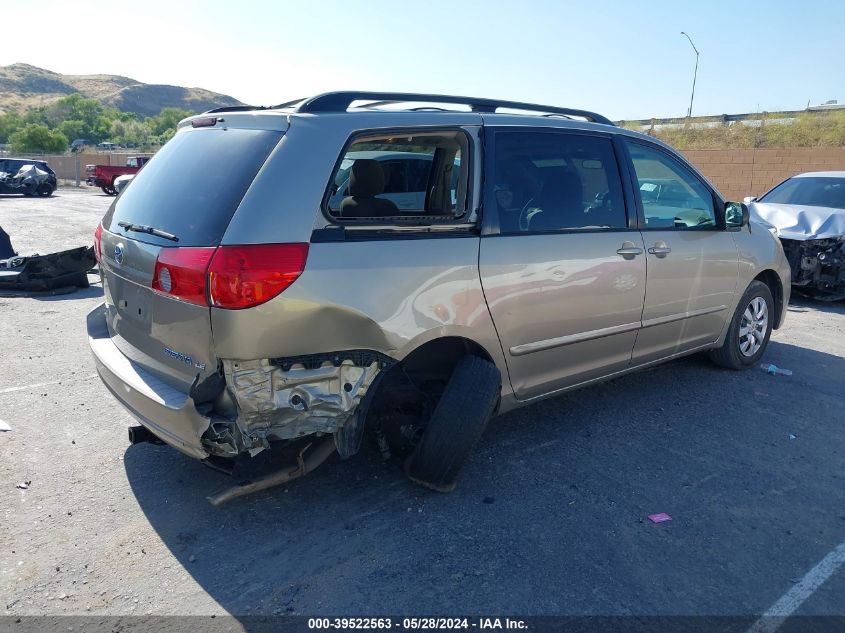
top-left (747, 171), bottom-right (845, 300)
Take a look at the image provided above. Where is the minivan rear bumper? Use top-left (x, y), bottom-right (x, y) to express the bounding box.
top-left (87, 304), bottom-right (211, 460)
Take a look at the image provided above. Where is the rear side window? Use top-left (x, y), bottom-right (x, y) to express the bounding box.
top-left (491, 130), bottom-right (627, 233)
top-left (325, 131), bottom-right (469, 222)
top-left (103, 128), bottom-right (282, 246)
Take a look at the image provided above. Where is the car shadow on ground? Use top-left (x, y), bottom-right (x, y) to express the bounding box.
top-left (28, 283), bottom-right (103, 302)
top-left (0, 194), bottom-right (60, 199)
top-left (0, 285), bottom-right (102, 301)
top-left (124, 341), bottom-right (845, 620)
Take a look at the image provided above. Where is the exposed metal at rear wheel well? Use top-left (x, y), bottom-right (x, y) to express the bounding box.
top-left (399, 337), bottom-right (495, 378)
top-left (754, 269), bottom-right (784, 329)
top-left (363, 337), bottom-right (498, 450)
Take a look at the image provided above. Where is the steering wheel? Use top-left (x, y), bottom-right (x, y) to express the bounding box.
top-left (586, 190), bottom-right (612, 214)
top-left (518, 198), bottom-right (538, 231)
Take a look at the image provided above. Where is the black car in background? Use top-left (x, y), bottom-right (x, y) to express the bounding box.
top-left (0, 158), bottom-right (58, 196)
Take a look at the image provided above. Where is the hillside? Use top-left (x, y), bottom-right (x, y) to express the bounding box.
top-left (0, 63), bottom-right (243, 117)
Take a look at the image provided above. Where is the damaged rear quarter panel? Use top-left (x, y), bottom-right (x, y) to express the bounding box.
top-left (210, 239), bottom-right (506, 364)
top-left (210, 237), bottom-right (512, 431)
top-left (222, 355), bottom-right (383, 443)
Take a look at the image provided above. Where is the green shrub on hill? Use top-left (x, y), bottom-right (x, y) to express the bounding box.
top-left (0, 93), bottom-right (194, 153)
top-left (9, 124), bottom-right (68, 153)
top-left (627, 111), bottom-right (845, 149)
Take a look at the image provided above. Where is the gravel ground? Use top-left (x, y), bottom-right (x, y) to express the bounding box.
top-left (1, 188), bottom-right (843, 621)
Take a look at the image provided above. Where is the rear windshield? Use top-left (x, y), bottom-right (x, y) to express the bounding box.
top-left (760, 176), bottom-right (845, 208)
top-left (103, 127), bottom-right (282, 246)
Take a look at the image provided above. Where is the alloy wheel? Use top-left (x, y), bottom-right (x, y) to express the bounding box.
top-left (739, 296), bottom-right (768, 357)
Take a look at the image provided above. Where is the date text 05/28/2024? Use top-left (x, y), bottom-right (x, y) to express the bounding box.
top-left (307, 618), bottom-right (528, 630)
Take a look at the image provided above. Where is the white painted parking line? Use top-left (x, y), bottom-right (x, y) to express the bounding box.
top-left (0, 374), bottom-right (98, 395)
top-left (746, 539), bottom-right (845, 633)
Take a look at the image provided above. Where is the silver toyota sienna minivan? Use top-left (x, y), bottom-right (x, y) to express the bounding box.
top-left (88, 92), bottom-right (791, 500)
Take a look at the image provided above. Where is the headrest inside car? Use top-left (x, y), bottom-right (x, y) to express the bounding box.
top-left (349, 159), bottom-right (386, 198)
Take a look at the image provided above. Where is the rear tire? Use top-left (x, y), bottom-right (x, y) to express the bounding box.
top-left (37, 184), bottom-right (53, 197)
top-left (405, 355), bottom-right (501, 492)
top-left (709, 280), bottom-right (774, 370)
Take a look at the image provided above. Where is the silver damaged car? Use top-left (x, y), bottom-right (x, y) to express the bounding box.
top-left (88, 92), bottom-right (792, 501)
top-left (747, 171), bottom-right (845, 301)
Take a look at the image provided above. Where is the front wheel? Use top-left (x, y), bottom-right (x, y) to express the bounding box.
top-left (101, 185), bottom-right (116, 195)
top-left (709, 280), bottom-right (774, 370)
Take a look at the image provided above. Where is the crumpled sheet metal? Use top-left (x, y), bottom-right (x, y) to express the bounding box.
top-left (14, 164), bottom-right (50, 184)
top-left (751, 202), bottom-right (845, 240)
top-left (0, 244), bottom-right (95, 292)
top-left (222, 358), bottom-right (380, 443)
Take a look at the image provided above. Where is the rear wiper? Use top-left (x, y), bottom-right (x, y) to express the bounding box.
top-left (117, 221), bottom-right (179, 242)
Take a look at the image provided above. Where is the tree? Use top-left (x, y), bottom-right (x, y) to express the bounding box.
top-left (46, 94), bottom-right (102, 129)
top-left (110, 118), bottom-right (151, 146)
top-left (0, 112), bottom-right (23, 144)
top-left (0, 97), bottom-right (195, 150)
top-left (23, 106), bottom-right (50, 127)
top-left (94, 107), bottom-right (134, 142)
top-left (40, 94), bottom-right (127, 143)
top-left (57, 119), bottom-right (87, 142)
top-left (158, 127), bottom-right (176, 144)
top-left (9, 124), bottom-right (68, 153)
top-left (146, 107), bottom-right (193, 136)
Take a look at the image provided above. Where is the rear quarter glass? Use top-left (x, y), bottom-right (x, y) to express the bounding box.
top-left (102, 128), bottom-right (282, 247)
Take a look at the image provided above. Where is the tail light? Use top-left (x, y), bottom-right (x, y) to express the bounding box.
top-left (152, 247), bottom-right (216, 307)
top-left (151, 243), bottom-right (308, 309)
top-left (208, 244), bottom-right (309, 309)
top-left (93, 223), bottom-right (103, 262)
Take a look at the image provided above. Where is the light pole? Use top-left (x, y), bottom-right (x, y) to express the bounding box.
top-left (680, 31), bottom-right (699, 119)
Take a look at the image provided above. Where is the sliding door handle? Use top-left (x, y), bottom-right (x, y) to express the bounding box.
top-left (616, 241), bottom-right (643, 258)
top-left (648, 241), bottom-right (672, 257)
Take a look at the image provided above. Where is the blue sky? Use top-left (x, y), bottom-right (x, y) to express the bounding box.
top-left (2, 0), bottom-right (842, 120)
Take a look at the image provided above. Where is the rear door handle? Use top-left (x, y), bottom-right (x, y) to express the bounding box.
top-left (648, 242), bottom-right (672, 257)
top-left (616, 241), bottom-right (643, 258)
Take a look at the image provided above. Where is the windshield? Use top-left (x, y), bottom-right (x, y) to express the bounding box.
top-left (103, 127), bottom-right (282, 247)
top-left (760, 176), bottom-right (845, 209)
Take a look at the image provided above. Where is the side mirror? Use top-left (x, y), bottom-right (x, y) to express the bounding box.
top-left (743, 196), bottom-right (757, 204)
top-left (726, 201), bottom-right (750, 228)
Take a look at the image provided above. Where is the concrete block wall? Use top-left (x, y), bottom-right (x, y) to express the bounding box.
top-left (681, 148), bottom-right (845, 201)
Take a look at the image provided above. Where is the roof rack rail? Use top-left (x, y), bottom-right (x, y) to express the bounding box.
top-left (203, 105), bottom-right (270, 114)
top-left (204, 98), bottom-right (308, 115)
top-left (294, 91), bottom-right (614, 126)
top-left (269, 97), bottom-right (307, 110)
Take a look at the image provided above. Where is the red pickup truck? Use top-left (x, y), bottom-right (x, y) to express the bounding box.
top-left (86, 156), bottom-right (151, 195)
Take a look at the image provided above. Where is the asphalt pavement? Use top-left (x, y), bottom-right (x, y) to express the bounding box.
top-left (0, 188), bottom-right (843, 624)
